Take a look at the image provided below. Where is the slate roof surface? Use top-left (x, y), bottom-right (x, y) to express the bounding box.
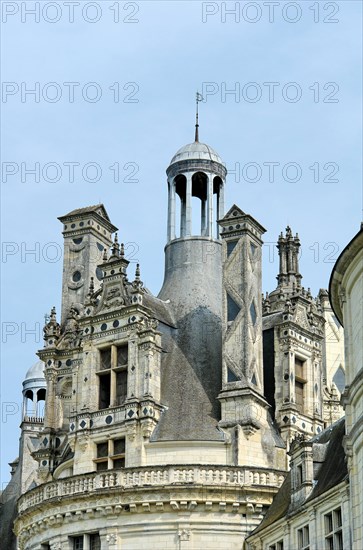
top-left (142, 291), bottom-right (176, 328)
top-left (250, 417), bottom-right (347, 536)
top-left (307, 417), bottom-right (348, 502)
top-left (262, 312), bottom-right (283, 330)
top-left (169, 141), bottom-right (223, 166)
top-left (151, 320), bottom-right (225, 442)
top-left (62, 204), bottom-right (109, 219)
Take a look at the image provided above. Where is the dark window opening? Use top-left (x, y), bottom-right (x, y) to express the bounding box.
top-left (99, 373), bottom-right (111, 409)
top-left (227, 293), bottom-right (241, 322)
top-left (100, 349), bottom-right (111, 370)
top-left (116, 371), bottom-right (128, 406)
top-left (227, 240), bottom-right (238, 257)
top-left (263, 328), bottom-right (276, 417)
top-left (117, 345), bottom-right (128, 367)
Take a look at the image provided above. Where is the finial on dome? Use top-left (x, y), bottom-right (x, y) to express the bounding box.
top-left (195, 92), bottom-right (203, 142)
top-left (111, 233), bottom-right (120, 257)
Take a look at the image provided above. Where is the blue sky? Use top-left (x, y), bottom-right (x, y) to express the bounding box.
top-left (1, 0), bottom-right (362, 484)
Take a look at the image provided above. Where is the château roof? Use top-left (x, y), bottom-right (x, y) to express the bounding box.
top-left (249, 417), bottom-right (348, 536)
top-left (58, 203), bottom-right (118, 233)
top-left (59, 204), bottom-right (110, 220)
top-left (24, 361), bottom-right (45, 382)
top-left (169, 141), bottom-right (223, 166)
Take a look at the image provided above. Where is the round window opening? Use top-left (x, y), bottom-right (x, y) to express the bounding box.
top-left (72, 271), bottom-right (82, 282)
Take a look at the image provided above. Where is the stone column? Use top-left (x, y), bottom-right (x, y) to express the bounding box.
top-left (287, 245), bottom-right (293, 273)
top-left (289, 350), bottom-right (295, 405)
top-left (185, 173), bottom-right (192, 236)
top-left (201, 199), bottom-right (207, 235)
top-left (180, 194), bottom-right (186, 238)
top-left (309, 507), bottom-right (317, 550)
top-left (279, 243), bottom-right (287, 277)
top-left (127, 337), bottom-right (138, 398)
top-left (339, 485), bottom-right (351, 549)
top-left (218, 182), bottom-right (225, 226)
top-left (84, 534), bottom-right (91, 550)
top-left (206, 173), bottom-right (213, 237)
top-left (44, 368), bottom-right (57, 429)
top-left (167, 177), bottom-right (176, 242)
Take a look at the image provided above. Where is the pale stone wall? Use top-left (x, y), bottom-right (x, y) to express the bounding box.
top-left (340, 241), bottom-right (363, 550)
top-left (247, 482), bottom-right (351, 550)
top-left (14, 465), bottom-right (285, 550)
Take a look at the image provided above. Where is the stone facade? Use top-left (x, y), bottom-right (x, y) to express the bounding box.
top-left (247, 224), bottom-right (363, 550)
top-left (0, 133), bottom-right (350, 550)
top-left (330, 225), bottom-right (363, 550)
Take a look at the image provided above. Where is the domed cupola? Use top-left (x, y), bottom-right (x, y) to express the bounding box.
top-left (22, 360), bottom-right (46, 421)
top-left (166, 102), bottom-right (226, 243)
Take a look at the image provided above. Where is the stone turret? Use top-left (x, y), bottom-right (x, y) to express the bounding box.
top-left (157, 135), bottom-right (227, 439)
top-left (58, 204), bottom-right (118, 323)
top-left (262, 227), bottom-right (326, 447)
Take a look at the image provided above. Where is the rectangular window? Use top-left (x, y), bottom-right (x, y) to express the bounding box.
top-left (112, 438), bottom-right (126, 469)
top-left (98, 372), bottom-right (111, 409)
top-left (298, 525), bottom-right (310, 549)
top-left (295, 357), bottom-right (306, 413)
top-left (70, 534), bottom-right (100, 550)
top-left (90, 534), bottom-right (101, 550)
top-left (117, 345), bottom-right (128, 366)
top-left (325, 508), bottom-right (343, 550)
top-left (116, 370), bottom-right (128, 405)
top-left (94, 438), bottom-right (126, 471)
top-left (97, 344), bottom-right (128, 409)
top-left (95, 442), bottom-right (109, 472)
top-left (269, 542), bottom-right (283, 550)
top-left (72, 537), bottom-right (84, 550)
top-left (100, 348), bottom-right (111, 370)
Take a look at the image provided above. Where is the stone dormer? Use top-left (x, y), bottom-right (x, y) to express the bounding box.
top-left (289, 434), bottom-right (314, 507)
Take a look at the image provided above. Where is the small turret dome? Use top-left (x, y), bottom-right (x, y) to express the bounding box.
top-left (24, 360), bottom-right (45, 383)
top-left (169, 141), bottom-right (223, 167)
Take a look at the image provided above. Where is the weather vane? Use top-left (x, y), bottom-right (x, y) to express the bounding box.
top-left (195, 91), bottom-right (203, 142)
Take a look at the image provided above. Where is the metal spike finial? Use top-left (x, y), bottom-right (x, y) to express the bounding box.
top-left (195, 92), bottom-right (203, 142)
top-left (89, 276), bottom-right (94, 294)
top-left (111, 233), bottom-right (120, 257)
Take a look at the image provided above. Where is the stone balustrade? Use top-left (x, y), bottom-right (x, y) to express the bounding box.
top-left (18, 465), bottom-right (285, 514)
top-left (23, 416), bottom-right (44, 423)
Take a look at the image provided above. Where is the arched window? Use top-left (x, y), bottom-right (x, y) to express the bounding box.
top-left (175, 174), bottom-right (186, 238)
top-left (213, 176), bottom-right (223, 238)
top-left (192, 172), bottom-right (208, 235)
top-left (24, 389), bottom-right (34, 416)
top-left (37, 388), bottom-right (46, 417)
